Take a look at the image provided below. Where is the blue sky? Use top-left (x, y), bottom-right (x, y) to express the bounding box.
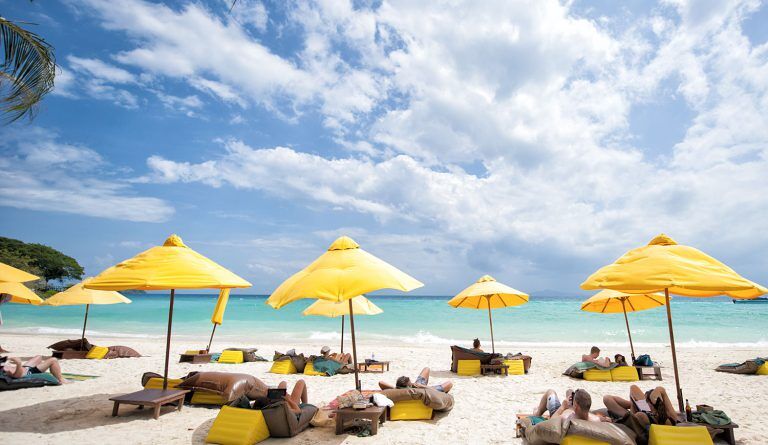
top-left (1, 0), bottom-right (767, 295)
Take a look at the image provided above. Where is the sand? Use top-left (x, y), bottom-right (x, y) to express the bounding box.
top-left (0, 333), bottom-right (766, 444)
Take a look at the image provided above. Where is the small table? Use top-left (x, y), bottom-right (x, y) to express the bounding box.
top-left (481, 364), bottom-right (509, 376)
top-left (357, 361), bottom-right (391, 373)
top-left (335, 406), bottom-right (386, 436)
top-left (635, 365), bottom-right (663, 381)
top-left (110, 389), bottom-right (190, 420)
top-left (179, 353), bottom-right (212, 364)
top-left (52, 350), bottom-right (89, 360)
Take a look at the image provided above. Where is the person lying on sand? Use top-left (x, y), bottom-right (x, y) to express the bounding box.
top-left (603, 385), bottom-right (679, 427)
top-left (378, 367), bottom-right (453, 393)
top-left (0, 355), bottom-right (70, 383)
top-left (582, 346), bottom-right (611, 367)
top-left (470, 338), bottom-right (484, 352)
top-left (320, 346), bottom-right (352, 365)
top-left (533, 388), bottom-right (609, 422)
top-left (277, 379), bottom-right (310, 417)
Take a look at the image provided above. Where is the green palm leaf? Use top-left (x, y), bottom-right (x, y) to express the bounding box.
top-left (0, 16), bottom-right (56, 123)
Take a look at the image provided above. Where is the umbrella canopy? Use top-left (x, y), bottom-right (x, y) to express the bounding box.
top-left (267, 236), bottom-right (422, 389)
top-left (44, 278), bottom-right (131, 349)
top-left (581, 289), bottom-right (666, 360)
top-left (86, 234), bottom-right (251, 390)
top-left (581, 234), bottom-right (766, 413)
top-left (0, 281), bottom-right (43, 304)
top-left (0, 262), bottom-right (39, 283)
top-left (206, 288), bottom-right (231, 352)
top-left (303, 295), bottom-right (382, 354)
top-left (448, 275), bottom-right (529, 353)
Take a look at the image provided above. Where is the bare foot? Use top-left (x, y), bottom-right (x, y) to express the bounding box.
top-left (61, 379), bottom-right (72, 384)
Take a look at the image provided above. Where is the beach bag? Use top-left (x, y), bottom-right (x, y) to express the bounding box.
top-left (692, 410), bottom-right (731, 426)
top-left (633, 354), bottom-right (654, 366)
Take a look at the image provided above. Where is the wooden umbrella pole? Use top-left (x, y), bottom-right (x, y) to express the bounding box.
top-left (163, 289), bottom-right (175, 391)
top-left (206, 323), bottom-right (217, 353)
top-left (621, 299), bottom-right (636, 362)
top-left (81, 304), bottom-right (90, 351)
top-left (664, 289), bottom-right (684, 414)
top-left (487, 296), bottom-right (495, 354)
top-left (348, 299), bottom-right (360, 390)
top-left (340, 315), bottom-right (344, 354)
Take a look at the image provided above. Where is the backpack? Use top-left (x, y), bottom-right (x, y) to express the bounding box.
top-left (633, 354), bottom-right (654, 366)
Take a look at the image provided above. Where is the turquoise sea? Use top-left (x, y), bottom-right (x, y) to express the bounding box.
top-left (1, 294), bottom-right (766, 348)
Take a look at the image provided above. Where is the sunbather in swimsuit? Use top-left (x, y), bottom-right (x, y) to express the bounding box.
top-left (582, 346), bottom-right (611, 367)
top-left (533, 388), bottom-right (609, 422)
top-left (320, 346), bottom-right (351, 365)
top-left (278, 379), bottom-right (309, 418)
top-left (0, 355), bottom-right (70, 383)
top-left (603, 385), bottom-right (679, 427)
top-left (378, 367), bottom-right (453, 393)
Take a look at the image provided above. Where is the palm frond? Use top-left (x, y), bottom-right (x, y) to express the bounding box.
top-left (0, 16), bottom-right (56, 123)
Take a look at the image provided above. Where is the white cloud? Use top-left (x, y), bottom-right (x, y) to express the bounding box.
top-left (67, 56), bottom-right (137, 84)
top-left (0, 128), bottom-right (174, 223)
top-left (227, 0), bottom-right (268, 32)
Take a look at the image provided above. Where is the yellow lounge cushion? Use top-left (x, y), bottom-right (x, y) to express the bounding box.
top-left (562, 435), bottom-right (610, 445)
top-left (457, 359), bottom-right (481, 376)
top-left (191, 391), bottom-right (228, 405)
top-left (303, 361), bottom-right (327, 376)
top-left (505, 359), bottom-right (525, 375)
top-left (583, 369), bottom-right (612, 381)
top-left (389, 399), bottom-right (433, 420)
top-left (205, 406), bottom-right (270, 445)
top-left (218, 350), bottom-right (244, 364)
top-left (269, 360), bottom-right (297, 374)
top-left (757, 362), bottom-right (768, 375)
top-left (610, 366), bottom-right (639, 381)
top-left (185, 349), bottom-right (205, 355)
top-left (144, 377), bottom-right (183, 390)
top-left (648, 425), bottom-right (713, 445)
top-left (85, 346), bottom-right (109, 359)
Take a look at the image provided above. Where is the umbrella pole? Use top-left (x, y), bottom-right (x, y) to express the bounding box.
top-left (163, 289), bottom-right (175, 391)
top-left (340, 315), bottom-right (344, 354)
top-left (348, 300), bottom-right (360, 390)
top-left (206, 323), bottom-right (217, 353)
top-left (664, 289), bottom-right (684, 414)
top-left (81, 304), bottom-right (90, 351)
top-left (487, 297), bottom-right (495, 354)
top-left (621, 299), bottom-right (636, 362)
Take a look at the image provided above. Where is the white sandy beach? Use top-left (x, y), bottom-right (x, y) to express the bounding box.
top-left (1, 333), bottom-right (766, 444)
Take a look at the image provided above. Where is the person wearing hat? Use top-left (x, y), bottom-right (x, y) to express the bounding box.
top-left (320, 346), bottom-right (351, 365)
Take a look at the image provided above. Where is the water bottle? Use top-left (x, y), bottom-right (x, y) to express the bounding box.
top-left (371, 352), bottom-right (375, 362)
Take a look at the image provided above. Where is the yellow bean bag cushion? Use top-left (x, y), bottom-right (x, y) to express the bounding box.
top-left (505, 359), bottom-right (525, 375)
top-left (217, 350), bottom-right (244, 364)
top-left (85, 346), bottom-right (109, 359)
top-left (757, 362), bottom-right (768, 375)
top-left (562, 435), bottom-right (610, 445)
top-left (205, 406), bottom-right (270, 445)
top-left (185, 349), bottom-right (205, 355)
top-left (583, 369), bottom-right (612, 381)
top-left (456, 359), bottom-right (481, 376)
top-left (610, 366), bottom-right (639, 381)
top-left (648, 424), bottom-right (713, 445)
top-left (389, 399), bottom-right (434, 420)
top-left (143, 377), bottom-right (183, 390)
top-left (303, 361), bottom-right (327, 376)
top-left (191, 391), bottom-right (228, 405)
top-left (269, 360), bottom-right (297, 374)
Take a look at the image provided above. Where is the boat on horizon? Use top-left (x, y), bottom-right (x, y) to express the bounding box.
top-left (733, 297), bottom-right (768, 304)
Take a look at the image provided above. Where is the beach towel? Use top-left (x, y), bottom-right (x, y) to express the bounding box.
top-left (692, 410), bottom-right (732, 426)
top-left (61, 373), bottom-right (99, 381)
top-left (310, 357), bottom-right (343, 376)
top-left (563, 361), bottom-right (618, 378)
top-left (715, 357), bottom-right (767, 374)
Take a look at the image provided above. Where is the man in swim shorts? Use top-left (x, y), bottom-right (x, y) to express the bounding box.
top-left (378, 367), bottom-right (453, 393)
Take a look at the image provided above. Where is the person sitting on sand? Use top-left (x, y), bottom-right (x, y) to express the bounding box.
top-left (533, 388), bottom-right (609, 422)
top-left (277, 379), bottom-right (310, 416)
top-left (0, 355), bottom-right (70, 383)
top-left (614, 354), bottom-right (628, 367)
top-left (320, 346), bottom-right (351, 365)
top-left (582, 346), bottom-right (611, 367)
top-left (603, 385), bottom-right (679, 427)
top-left (470, 338), bottom-right (484, 353)
top-left (378, 367), bottom-right (453, 393)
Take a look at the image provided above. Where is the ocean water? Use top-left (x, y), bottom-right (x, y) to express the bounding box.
top-left (1, 294), bottom-right (766, 348)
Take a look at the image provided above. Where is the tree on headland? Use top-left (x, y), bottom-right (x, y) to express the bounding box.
top-left (1, 2), bottom-right (56, 123)
top-left (0, 237), bottom-right (83, 285)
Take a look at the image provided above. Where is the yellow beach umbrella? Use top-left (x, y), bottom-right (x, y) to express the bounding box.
top-left (0, 262), bottom-right (39, 283)
top-left (267, 236), bottom-right (422, 389)
top-left (206, 288), bottom-right (230, 352)
top-left (303, 295), bottom-right (383, 353)
top-left (0, 281), bottom-right (43, 304)
top-left (581, 234), bottom-right (766, 412)
top-left (448, 275), bottom-right (529, 353)
top-left (581, 289), bottom-right (666, 361)
top-left (86, 234), bottom-right (251, 390)
top-left (44, 278), bottom-right (131, 349)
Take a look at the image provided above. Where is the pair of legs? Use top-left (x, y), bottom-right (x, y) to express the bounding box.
top-left (278, 379), bottom-right (307, 414)
top-left (603, 385), bottom-right (677, 425)
top-left (26, 356), bottom-right (69, 383)
top-left (533, 389), bottom-right (572, 418)
top-left (330, 352), bottom-right (351, 364)
top-left (377, 367), bottom-right (454, 393)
